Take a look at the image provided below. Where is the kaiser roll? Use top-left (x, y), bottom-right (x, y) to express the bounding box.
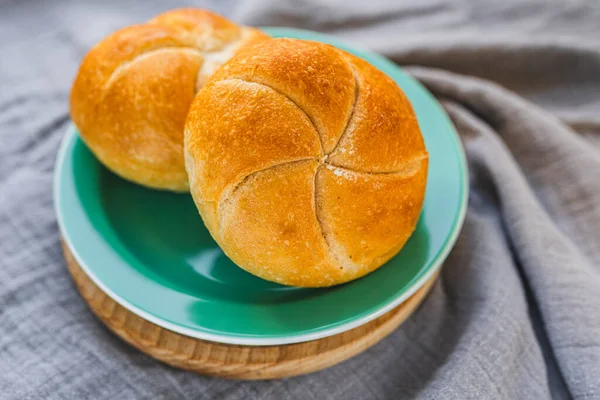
top-left (184, 38), bottom-right (429, 287)
top-left (70, 9), bottom-right (268, 191)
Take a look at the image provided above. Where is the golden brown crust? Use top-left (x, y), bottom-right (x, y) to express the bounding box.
top-left (70, 9), bottom-right (269, 191)
top-left (218, 160), bottom-right (343, 287)
top-left (148, 8), bottom-right (240, 43)
top-left (328, 56), bottom-right (427, 172)
top-left (184, 79), bottom-right (321, 202)
top-left (315, 158), bottom-right (428, 273)
top-left (209, 39), bottom-right (357, 153)
top-left (185, 38), bottom-right (429, 287)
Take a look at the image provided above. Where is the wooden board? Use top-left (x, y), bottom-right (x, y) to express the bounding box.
top-left (62, 242), bottom-right (438, 380)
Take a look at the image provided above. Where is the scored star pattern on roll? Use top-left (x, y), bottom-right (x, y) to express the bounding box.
top-left (70, 9), bottom-right (267, 191)
top-left (185, 38), bottom-right (428, 287)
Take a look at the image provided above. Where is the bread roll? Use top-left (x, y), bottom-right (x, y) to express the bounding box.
top-left (185, 39), bottom-right (429, 287)
top-left (70, 9), bottom-right (267, 191)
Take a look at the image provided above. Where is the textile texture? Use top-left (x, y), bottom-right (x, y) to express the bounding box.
top-left (1, 0), bottom-right (599, 399)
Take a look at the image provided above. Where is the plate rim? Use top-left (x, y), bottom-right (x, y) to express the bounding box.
top-left (55, 27), bottom-right (468, 346)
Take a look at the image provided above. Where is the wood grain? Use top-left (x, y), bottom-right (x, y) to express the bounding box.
top-left (62, 242), bottom-right (438, 380)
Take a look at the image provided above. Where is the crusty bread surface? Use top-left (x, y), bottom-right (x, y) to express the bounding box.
top-left (185, 38), bottom-right (429, 287)
top-left (70, 8), bottom-right (268, 191)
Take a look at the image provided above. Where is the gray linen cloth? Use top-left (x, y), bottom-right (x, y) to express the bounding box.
top-left (1, 0), bottom-right (599, 398)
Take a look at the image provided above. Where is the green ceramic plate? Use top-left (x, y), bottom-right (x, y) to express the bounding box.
top-left (55, 27), bottom-right (468, 345)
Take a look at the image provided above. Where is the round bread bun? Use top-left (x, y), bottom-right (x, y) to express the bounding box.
top-left (185, 38), bottom-right (429, 287)
top-left (70, 9), bottom-right (268, 191)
